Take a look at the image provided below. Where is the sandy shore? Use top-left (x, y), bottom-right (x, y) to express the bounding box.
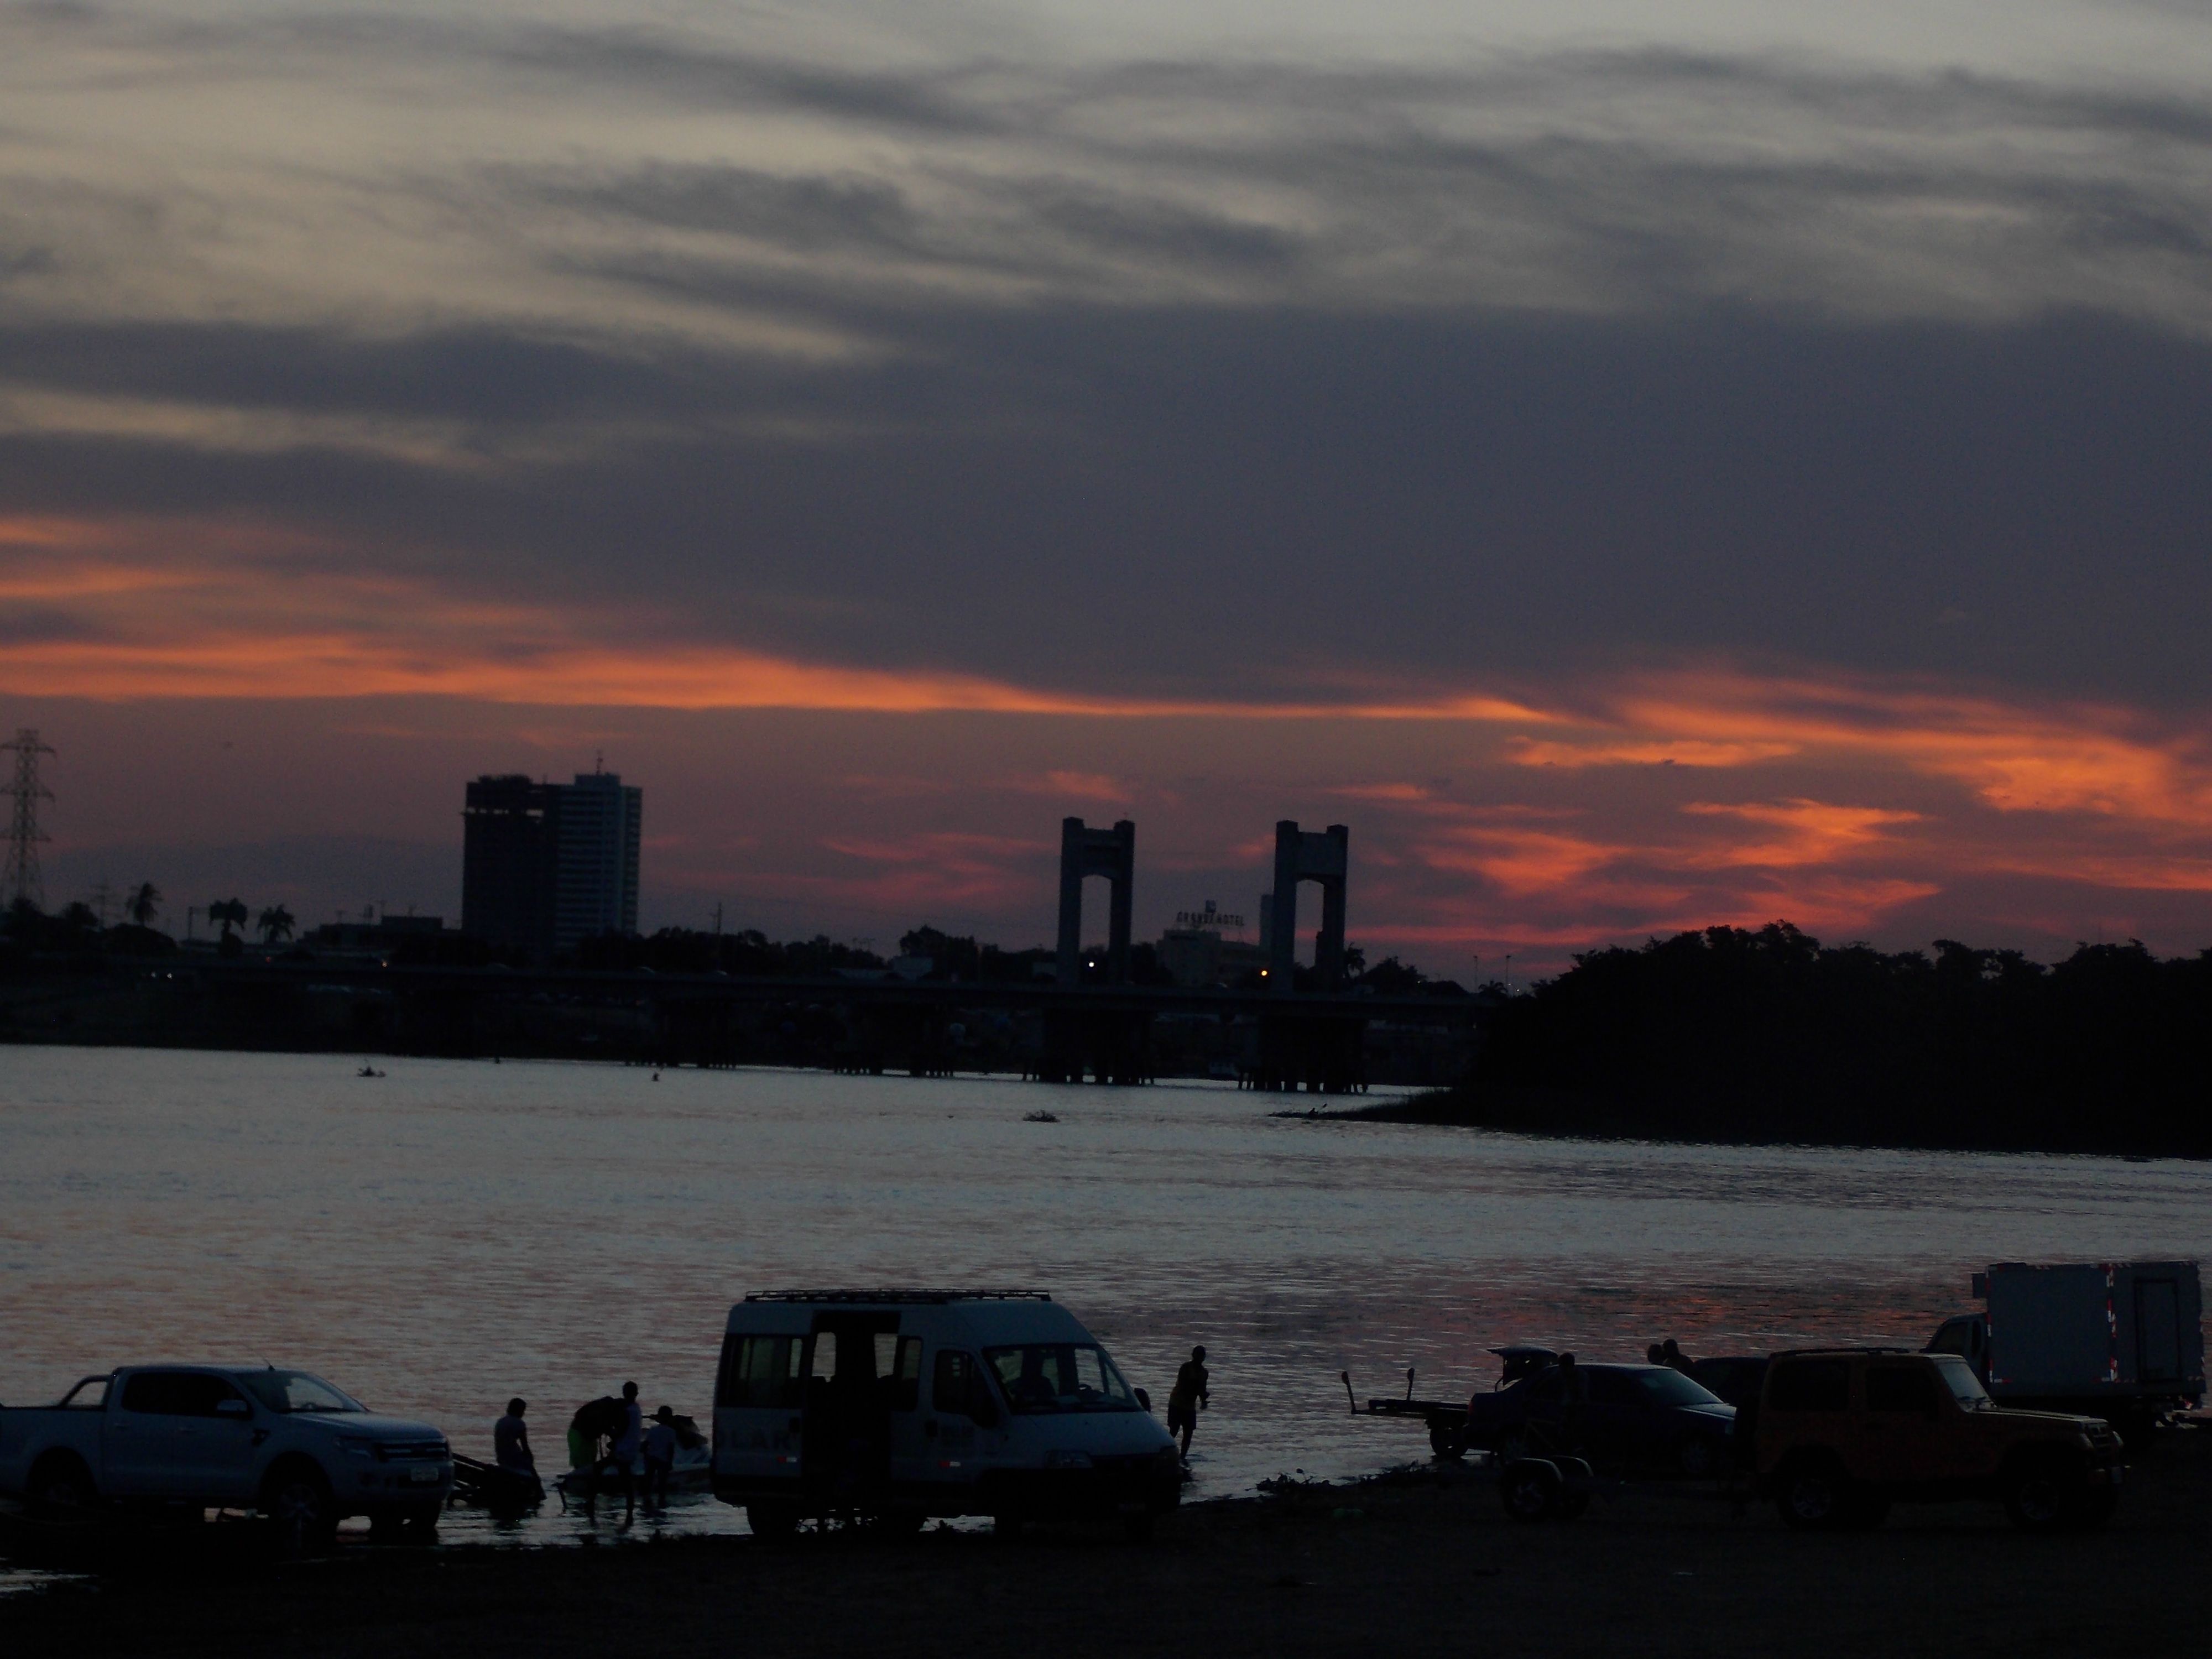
top-left (5, 1434), bottom-right (2208, 1657)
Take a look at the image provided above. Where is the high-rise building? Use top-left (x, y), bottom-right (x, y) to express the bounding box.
top-left (461, 768), bottom-right (642, 954)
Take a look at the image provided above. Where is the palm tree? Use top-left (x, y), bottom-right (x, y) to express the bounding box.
top-left (208, 898), bottom-right (249, 939)
top-left (257, 904), bottom-right (296, 943)
top-left (128, 881), bottom-right (161, 929)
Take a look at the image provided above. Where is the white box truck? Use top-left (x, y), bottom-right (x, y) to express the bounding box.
top-left (1926, 1261), bottom-right (2203, 1432)
top-left (711, 1289), bottom-right (1182, 1540)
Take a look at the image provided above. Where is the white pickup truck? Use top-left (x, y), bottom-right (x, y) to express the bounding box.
top-left (0, 1364), bottom-right (452, 1552)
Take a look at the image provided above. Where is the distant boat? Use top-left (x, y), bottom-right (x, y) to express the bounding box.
top-left (357, 1063), bottom-right (385, 1078)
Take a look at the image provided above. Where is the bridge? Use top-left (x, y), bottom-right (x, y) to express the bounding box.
top-left (41, 811), bottom-right (1475, 1092)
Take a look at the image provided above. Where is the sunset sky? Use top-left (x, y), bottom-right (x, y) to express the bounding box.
top-left (6, 1), bottom-right (2212, 972)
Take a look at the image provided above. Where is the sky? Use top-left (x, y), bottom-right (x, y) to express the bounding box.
top-left (6, 1), bottom-right (2212, 972)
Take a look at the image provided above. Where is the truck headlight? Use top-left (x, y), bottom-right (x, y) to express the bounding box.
top-left (336, 1436), bottom-right (378, 1459)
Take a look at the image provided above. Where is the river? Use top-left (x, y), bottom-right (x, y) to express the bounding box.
top-left (2, 1045), bottom-right (2206, 1551)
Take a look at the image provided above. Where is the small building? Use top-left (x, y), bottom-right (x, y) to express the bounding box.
top-left (1158, 901), bottom-right (1267, 988)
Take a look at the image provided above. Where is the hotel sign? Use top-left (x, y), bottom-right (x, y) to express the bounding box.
top-left (1174, 901), bottom-right (1245, 930)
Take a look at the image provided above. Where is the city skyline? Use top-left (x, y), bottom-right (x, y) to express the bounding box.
top-left (7, 3), bottom-right (2212, 973)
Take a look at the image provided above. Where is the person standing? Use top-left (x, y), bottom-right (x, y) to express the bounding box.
top-left (611, 1380), bottom-right (644, 1523)
top-left (641, 1406), bottom-right (681, 1514)
top-left (1166, 1345), bottom-right (1209, 1462)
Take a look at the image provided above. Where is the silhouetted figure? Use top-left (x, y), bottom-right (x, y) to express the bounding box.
top-left (494, 1396), bottom-right (544, 1505)
top-left (1167, 1346), bottom-right (1210, 1460)
top-left (567, 1392), bottom-right (633, 1522)
top-left (1646, 1343), bottom-right (1666, 1365)
top-left (495, 1398), bottom-right (533, 1469)
top-left (608, 1380), bottom-right (644, 1522)
top-left (1661, 1339), bottom-right (1694, 1374)
top-left (642, 1405), bottom-right (679, 1514)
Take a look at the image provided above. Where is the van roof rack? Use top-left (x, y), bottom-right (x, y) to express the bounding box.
top-left (744, 1289), bottom-right (1053, 1305)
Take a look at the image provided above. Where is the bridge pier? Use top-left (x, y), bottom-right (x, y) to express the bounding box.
top-left (1268, 822), bottom-right (1350, 994)
top-left (1035, 1006), bottom-right (1155, 1085)
top-left (1248, 1013), bottom-right (1367, 1094)
top-left (1056, 818), bottom-right (1135, 987)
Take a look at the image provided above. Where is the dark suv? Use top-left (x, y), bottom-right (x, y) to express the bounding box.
top-left (1461, 1363), bottom-right (1736, 1478)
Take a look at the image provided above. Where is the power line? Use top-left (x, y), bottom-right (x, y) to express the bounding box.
top-left (4, 728), bottom-right (57, 910)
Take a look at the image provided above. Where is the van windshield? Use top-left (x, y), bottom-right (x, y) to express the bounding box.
top-left (984, 1345), bottom-right (1139, 1412)
top-left (1931, 1355), bottom-right (1994, 1411)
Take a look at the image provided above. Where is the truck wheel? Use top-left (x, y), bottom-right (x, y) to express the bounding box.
top-left (263, 1464), bottom-right (338, 1559)
top-left (2064, 1486), bottom-right (2119, 1530)
top-left (1428, 1420), bottom-right (1465, 1460)
top-left (1839, 1492), bottom-right (1891, 1531)
top-left (2003, 1462), bottom-right (2074, 1532)
top-left (29, 1454), bottom-right (98, 1524)
top-left (1499, 1459), bottom-right (1562, 1523)
top-left (399, 1504), bottom-right (441, 1543)
top-left (1775, 1459), bottom-right (1850, 1531)
top-left (746, 1501), bottom-right (799, 1541)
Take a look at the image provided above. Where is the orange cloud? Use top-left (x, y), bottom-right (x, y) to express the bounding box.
top-left (1678, 799), bottom-right (1923, 868)
top-left (1418, 827), bottom-right (1627, 896)
top-left (1507, 737), bottom-right (1801, 769)
top-left (1617, 670), bottom-right (2212, 827)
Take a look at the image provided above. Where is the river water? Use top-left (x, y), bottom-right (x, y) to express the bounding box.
top-left (2, 1045), bottom-right (2207, 1552)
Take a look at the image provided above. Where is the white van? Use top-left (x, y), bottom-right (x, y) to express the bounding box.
top-left (711, 1289), bottom-right (1181, 1538)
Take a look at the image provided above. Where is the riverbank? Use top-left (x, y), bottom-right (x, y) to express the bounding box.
top-left (1281, 1086), bottom-right (2212, 1159)
top-left (7, 1434), bottom-right (2207, 1657)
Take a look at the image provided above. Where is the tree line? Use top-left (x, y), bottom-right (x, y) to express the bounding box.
top-left (3, 888), bottom-right (298, 959)
top-left (1434, 922), bottom-right (2212, 1157)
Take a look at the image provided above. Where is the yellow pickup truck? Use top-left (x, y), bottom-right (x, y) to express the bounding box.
top-left (1752, 1349), bottom-right (2124, 1531)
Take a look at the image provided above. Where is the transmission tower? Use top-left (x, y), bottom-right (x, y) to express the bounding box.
top-left (5, 728), bottom-right (56, 910)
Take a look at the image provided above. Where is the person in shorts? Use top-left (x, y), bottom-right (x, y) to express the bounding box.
top-left (1166, 1345), bottom-right (1209, 1461)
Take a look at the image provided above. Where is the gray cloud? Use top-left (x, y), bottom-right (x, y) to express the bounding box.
top-left (4, 304), bottom-right (2211, 712)
top-left (6, 11), bottom-right (2212, 717)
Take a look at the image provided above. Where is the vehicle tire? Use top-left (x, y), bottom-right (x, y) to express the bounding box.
top-left (745, 1501), bottom-right (799, 1542)
top-left (2003, 1460), bottom-right (2075, 1532)
top-left (1774, 1458), bottom-right (1850, 1531)
top-left (399, 1504), bottom-right (441, 1543)
top-left (868, 1507), bottom-right (927, 1536)
top-left (991, 1511), bottom-right (1024, 1541)
top-left (28, 1454), bottom-right (98, 1525)
top-left (1499, 1459), bottom-right (1562, 1524)
top-left (1428, 1420), bottom-right (1465, 1461)
top-left (1679, 1437), bottom-right (1720, 1479)
top-left (2064, 1485), bottom-right (2119, 1530)
top-left (263, 1463), bottom-right (337, 1559)
top-left (1839, 1492), bottom-right (1890, 1531)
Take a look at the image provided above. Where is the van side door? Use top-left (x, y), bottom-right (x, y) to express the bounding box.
top-left (879, 1335), bottom-right (931, 1488)
top-left (925, 1349), bottom-right (1004, 1488)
